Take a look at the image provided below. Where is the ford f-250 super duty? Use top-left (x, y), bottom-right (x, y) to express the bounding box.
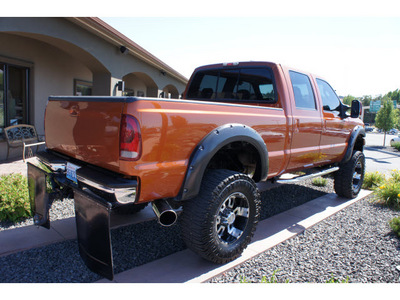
top-left (28, 61), bottom-right (365, 280)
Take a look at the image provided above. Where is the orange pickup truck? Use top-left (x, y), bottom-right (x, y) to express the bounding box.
top-left (28, 61), bottom-right (365, 280)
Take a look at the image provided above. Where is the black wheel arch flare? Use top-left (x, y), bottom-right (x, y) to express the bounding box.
top-left (342, 125), bottom-right (366, 164)
top-left (178, 123), bottom-right (269, 201)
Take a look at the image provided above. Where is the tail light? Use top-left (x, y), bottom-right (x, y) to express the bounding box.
top-left (120, 115), bottom-right (141, 161)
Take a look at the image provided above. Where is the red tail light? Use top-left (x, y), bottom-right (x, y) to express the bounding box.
top-left (120, 115), bottom-right (141, 161)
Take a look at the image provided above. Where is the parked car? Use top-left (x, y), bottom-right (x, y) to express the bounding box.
top-left (390, 136), bottom-right (400, 146)
top-left (365, 126), bottom-right (374, 132)
top-left (389, 128), bottom-right (399, 135)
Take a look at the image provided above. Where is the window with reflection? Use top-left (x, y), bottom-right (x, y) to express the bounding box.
top-left (0, 63), bottom-right (29, 133)
top-left (316, 78), bottom-right (341, 113)
top-left (187, 67), bottom-right (276, 103)
top-left (289, 71), bottom-right (316, 110)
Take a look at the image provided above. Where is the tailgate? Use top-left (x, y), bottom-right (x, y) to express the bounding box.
top-left (45, 96), bottom-right (126, 172)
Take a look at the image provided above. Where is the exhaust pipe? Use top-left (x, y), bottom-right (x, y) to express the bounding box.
top-left (151, 199), bottom-right (178, 227)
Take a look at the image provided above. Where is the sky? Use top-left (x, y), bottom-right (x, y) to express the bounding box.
top-left (6, 0), bottom-right (400, 98)
top-left (102, 16), bottom-right (400, 98)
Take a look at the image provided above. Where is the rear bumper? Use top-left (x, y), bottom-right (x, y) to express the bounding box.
top-left (36, 150), bottom-right (138, 204)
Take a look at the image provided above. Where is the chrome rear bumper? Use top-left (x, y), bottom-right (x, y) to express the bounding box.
top-left (36, 150), bottom-right (138, 204)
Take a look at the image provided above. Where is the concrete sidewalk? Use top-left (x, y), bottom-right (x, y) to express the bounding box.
top-left (0, 157), bottom-right (36, 176)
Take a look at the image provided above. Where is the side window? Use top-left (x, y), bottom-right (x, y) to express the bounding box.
top-left (316, 79), bottom-right (341, 113)
top-left (289, 71), bottom-right (316, 110)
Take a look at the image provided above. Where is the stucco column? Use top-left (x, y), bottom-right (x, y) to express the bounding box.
top-left (92, 72), bottom-right (112, 95)
top-left (92, 72), bottom-right (124, 96)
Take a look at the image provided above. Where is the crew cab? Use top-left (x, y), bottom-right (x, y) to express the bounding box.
top-left (28, 61), bottom-right (365, 280)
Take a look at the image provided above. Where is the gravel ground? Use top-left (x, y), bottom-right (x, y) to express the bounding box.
top-left (0, 198), bottom-right (75, 231)
top-left (1, 177), bottom-right (399, 283)
top-left (209, 194), bottom-right (400, 283)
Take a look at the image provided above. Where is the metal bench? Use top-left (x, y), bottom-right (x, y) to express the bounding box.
top-left (4, 124), bottom-right (45, 162)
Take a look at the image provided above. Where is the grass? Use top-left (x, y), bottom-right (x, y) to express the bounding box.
top-left (312, 177), bottom-right (328, 187)
top-left (0, 173), bottom-right (31, 222)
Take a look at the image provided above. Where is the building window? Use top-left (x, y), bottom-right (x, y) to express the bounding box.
top-left (123, 88), bottom-right (134, 96)
top-left (0, 62), bottom-right (30, 132)
top-left (74, 79), bottom-right (92, 96)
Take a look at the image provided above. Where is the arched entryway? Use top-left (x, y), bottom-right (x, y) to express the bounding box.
top-left (122, 72), bottom-right (158, 97)
top-left (160, 84), bottom-right (180, 99)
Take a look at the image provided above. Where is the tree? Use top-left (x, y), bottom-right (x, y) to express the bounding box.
top-left (342, 95), bottom-right (355, 106)
top-left (375, 97), bottom-right (399, 146)
top-left (387, 89), bottom-right (400, 101)
top-left (360, 95), bottom-right (372, 107)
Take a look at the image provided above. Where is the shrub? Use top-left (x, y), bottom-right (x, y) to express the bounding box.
top-left (0, 174), bottom-right (31, 222)
top-left (374, 182), bottom-right (400, 210)
top-left (393, 142), bottom-right (400, 151)
top-left (362, 171), bottom-right (386, 190)
top-left (312, 177), bottom-right (328, 187)
top-left (390, 169), bottom-right (400, 183)
top-left (389, 216), bottom-right (400, 237)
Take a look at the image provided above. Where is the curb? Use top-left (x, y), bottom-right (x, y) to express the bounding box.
top-left (365, 146), bottom-right (400, 157)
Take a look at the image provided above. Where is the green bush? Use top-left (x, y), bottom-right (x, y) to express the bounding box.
top-left (392, 142), bottom-right (400, 151)
top-left (0, 174), bottom-right (31, 222)
top-left (374, 181), bottom-right (400, 210)
top-left (389, 216), bottom-right (400, 237)
top-left (390, 169), bottom-right (400, 183)
top-left (362, 171), bottom-right (386, 190)
top-left (312, 177), bottom-right (328, 187)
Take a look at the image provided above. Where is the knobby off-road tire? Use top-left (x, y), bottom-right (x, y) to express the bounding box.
top-left (334, 150), bottom-right (365, 199)
top-left (181, 169), bottom-right (261, 264)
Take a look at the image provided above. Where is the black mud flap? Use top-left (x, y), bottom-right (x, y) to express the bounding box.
top-left (73, 188), bottom-right (114, 281)
top-left (27, 162), bottom-right (51, 229)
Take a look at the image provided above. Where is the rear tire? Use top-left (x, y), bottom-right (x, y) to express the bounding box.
top-left (181, 169), bottom-right (261, 264)
top-left (334, 151), bottom-right (365, 199)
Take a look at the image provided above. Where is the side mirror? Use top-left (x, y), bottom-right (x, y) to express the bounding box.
top-left (350, 100), bottom-right (362, 118)
top-left (338, 103), bottom-right (350, 119)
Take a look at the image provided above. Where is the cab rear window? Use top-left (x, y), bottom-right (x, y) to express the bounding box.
top-left (186, 67), bottom-right (277, 104)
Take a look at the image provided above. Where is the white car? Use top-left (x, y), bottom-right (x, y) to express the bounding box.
top-left (390, 136), bottom-right (400, 146)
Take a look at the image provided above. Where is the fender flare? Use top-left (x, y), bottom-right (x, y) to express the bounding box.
top-left (342, 125), bottom-right (365, 164)
top-left (179, 123), bottom-right (269, 201)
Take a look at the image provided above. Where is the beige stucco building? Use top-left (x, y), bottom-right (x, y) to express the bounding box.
top-left (0, 17), bottom-right (188, 160)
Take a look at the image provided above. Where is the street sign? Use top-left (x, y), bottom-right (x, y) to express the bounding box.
top-left (370, 100), bottom-right (381, 113)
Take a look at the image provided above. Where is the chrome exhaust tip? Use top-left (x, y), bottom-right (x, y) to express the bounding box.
top-left (151, 199), bottom-right (178, 227)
